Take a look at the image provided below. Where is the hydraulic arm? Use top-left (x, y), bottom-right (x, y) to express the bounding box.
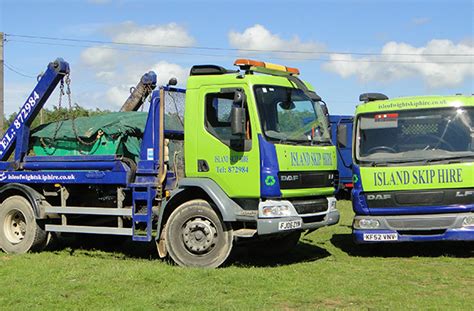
top-left (0, 58), bottom-right (70, 163)
top-left (120, 71), bottom-right (157, 112)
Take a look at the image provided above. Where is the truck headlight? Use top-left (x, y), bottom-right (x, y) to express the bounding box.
top-left (258, 200), bottom-right (297, 218)
top-left (463, 216), bottom-right (474, 227)
top-left (262, 205), bottom-right (291, 217)
top-left (327, 197), bottom-right (337, 211)
top-left (355, 218), bottom-right (380, 229)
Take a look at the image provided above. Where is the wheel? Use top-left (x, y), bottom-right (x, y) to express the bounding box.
top-left (165, 199), bottom-right (233, 268)
top-left (250, 231), bottom-right (301, 257)
top-left (0, 196), bottom-right (47, 253)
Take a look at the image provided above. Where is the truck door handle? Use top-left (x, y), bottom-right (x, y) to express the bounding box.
top-left (198, 160), bottom-right (209, 172)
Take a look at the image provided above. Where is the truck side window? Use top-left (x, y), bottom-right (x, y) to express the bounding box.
top-left (205, 92), bottom-right (251, 151)
top-left (205, 93), bottom-right (234, 140)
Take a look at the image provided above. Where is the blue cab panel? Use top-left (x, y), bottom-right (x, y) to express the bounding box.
top-left (329, 115), bottom-right (353, 191)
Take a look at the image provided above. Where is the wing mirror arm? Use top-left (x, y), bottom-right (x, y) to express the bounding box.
top-left (231, 91), bottom-right (247, 136)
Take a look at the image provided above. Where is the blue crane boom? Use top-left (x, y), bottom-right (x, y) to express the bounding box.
top-left (0, 58), bottom-right (69, 163)
top-left (0, 58), bottom-right (166, 243)
top-left (120, 71), bottom-right (157, 112)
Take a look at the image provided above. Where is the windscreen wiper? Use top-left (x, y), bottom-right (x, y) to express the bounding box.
top-left (266, 135), bottom-right (298, 145)
top-left (281, 138), bottom-right (301, 145)
top-left (359, 160), bottom-right (388, 167)
top-left (311, 140), bottom-right (333, 146)
top-left (424, 154), bottom-right (474, 164)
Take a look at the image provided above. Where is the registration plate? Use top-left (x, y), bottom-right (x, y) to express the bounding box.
top-left (363, 233), bottom-right (398, 241)
top-left (278, 220), bottom-right (302, 231)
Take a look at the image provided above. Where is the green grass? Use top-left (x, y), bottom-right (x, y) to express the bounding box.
top-left (0, 200), bottom-right (472, 310)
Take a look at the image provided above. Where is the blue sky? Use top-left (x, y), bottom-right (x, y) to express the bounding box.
top-left (1, 0), bottom-right (473, 116)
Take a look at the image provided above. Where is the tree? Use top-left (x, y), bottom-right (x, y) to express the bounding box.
top-left (3, 104), bottom-right (111, 131)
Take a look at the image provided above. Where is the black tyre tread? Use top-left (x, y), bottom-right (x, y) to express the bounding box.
top-left (165, 199), bottom-right (233, 268)
top-left (29, 220), bottom-right (48, 252)
top-left (0, 195), bottom-right (47, 253)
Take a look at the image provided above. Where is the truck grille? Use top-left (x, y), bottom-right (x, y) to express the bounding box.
top-left (279, 170), bottom-right (338, 189)
top-left (386, 217), bottom-right (456, 230)
top-left (289, 197), bottom-right (328, 215)
top-left (364, 188), bottom-right (474, 208)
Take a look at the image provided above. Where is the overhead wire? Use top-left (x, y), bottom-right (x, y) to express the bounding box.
top-left (3, 62), bottom-right (36, 78)
top-left (6, 39), bottom-right (232, 59)
top-left (5, 38), bottom-right (474, 64)
top-left (5, 33), bottom-right (474, 57)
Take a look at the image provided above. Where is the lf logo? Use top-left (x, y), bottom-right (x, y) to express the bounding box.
top-left (456, 191), bottom-right (474, 197)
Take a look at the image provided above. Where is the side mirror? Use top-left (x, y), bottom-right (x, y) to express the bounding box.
top-left (231, 106), bottom-right (246, 136)
top-left (231, 90), bottom-right (246, 136)
top-left (320, 102), bottom-right (329, 117)
top-left (279, 101), bottom-right (296, 110)
top-left (470, 134), bottom-right (474, 151)
top-left (336, 124), bottom-right (348, 148)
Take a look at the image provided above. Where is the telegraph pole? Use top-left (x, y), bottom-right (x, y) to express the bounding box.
top-left (0, 32), bottom-right (4, 133)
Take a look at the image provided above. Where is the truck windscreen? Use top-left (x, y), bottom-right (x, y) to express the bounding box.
top-left (356, 107), bottom-right (474, 164)
top-left (254, 86), bottom-right (331, 144)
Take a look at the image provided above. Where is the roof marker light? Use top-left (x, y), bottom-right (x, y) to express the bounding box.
top-left (234, 59), bottom-right (300, 75)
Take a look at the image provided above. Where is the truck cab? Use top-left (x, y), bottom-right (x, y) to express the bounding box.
top-left (350, 93), bottom-right (474, 243)
top-left (163, 59), bottom-right (340, 265)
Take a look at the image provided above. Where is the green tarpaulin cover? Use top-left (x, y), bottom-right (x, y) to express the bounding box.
top-left (30, 112), bottom-right (148, 161)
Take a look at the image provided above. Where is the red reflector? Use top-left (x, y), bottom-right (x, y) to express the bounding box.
top-left (344, 183), bottom-right (353, 188)
top-left (375, 113), bottom-right (398, 121)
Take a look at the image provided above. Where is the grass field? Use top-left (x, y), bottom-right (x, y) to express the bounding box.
top-left (0, 200), bottom-right (472, 310)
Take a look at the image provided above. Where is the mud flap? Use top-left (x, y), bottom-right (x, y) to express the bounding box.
top-left (156, 222), bottom-right (168, 258)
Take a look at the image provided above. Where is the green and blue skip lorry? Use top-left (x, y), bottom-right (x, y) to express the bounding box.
top-left (345, 93), bottom-right (474, 243)
top-left (0, 58), bottom-right (340, 267)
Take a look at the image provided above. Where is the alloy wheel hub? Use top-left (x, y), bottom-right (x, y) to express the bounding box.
top-left (4, 210), bottom-right (27, 244)
top-left (182, 218), bottom-right (217, 254)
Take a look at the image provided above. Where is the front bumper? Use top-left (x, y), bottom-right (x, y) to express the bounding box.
top-left (353, 213), bottom-right (474, 243)
top-left (257, 209), bottom-right (340, 235)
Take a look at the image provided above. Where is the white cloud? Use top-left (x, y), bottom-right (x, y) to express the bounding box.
top-left (228, 24), bottom-right (325, 59)
top-left (80, 46), bottom-right (121, 71)
top-left (75, 21), bottom-right (194, 108)
top-left (412, 17), bottom-right (430, 26)
top-left (107, 21), bottom-right (195, 47)
top-left (87, 0), bottom-right (112, 4)
top-left (95, 71), bottom-right (116, 83)
top-left (105, 85), bottom-right (128, 107)
top-left (3, 83), bottom-right (33, 115)
top-left (62, 22), bottom-right (108, 37)
top-left (102, 61), bottom-right (189, 108)
top-left (460, 37), bottom-right (474, 47)
top-left (323, 39), bottom-right (474, 88)
top-left (152, 61), bottom-right (188, 86)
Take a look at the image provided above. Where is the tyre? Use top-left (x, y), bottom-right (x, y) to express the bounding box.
top-left (165, 199), bottom-right (233, 268)
top-left (0, 196), bottom-right (47, 253)
top-left (250, 231), bottom-right (301, 257)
